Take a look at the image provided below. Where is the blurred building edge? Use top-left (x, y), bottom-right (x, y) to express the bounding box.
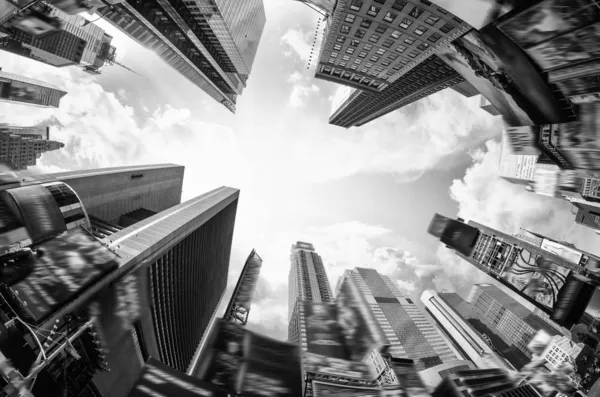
top-left (0, 164), bottom-right (239, 397)
top-left (0, 125), bottom-right (64, 172)
top-left (420, 290), bottom-right (514, 371)
top-left (479, 95), bottom-right (501, 116)
top-left (0, 68), bottom-right (67, 108)
top-left (0, 2), bottom-right (118, 76)
top-left (224, 249), bottom-right (263, 326)
top-left (432, 368), bottom-right (545, 397)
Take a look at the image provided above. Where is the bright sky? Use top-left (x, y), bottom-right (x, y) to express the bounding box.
top-left (0, 0), bottom-right (598, 340)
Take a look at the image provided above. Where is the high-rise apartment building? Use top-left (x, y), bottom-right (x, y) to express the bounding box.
top-left (420, 290), bottom-right (513, 370)
top-left (287, 241), bottom-right (333, 344)
top-left (468, 284), bottom-right (562, 362)
top-left (0, 3), bottom-right (117, 75)
top-left (318, 0), bottom-right (471, 127)
top-left (427, 214), bottom-right (600, 329)
top-left (99, 0), bottom-right (266, 113)
top-left (0, 68), bottom-right (67, 108)
top-left (0, 127), bottom-right (64, 170)
top-left (339, 268), bottom-right (474, 388)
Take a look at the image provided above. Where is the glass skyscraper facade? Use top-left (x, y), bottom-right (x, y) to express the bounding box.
top-left (340, 268), bottom-right (473, 388)
top-left (100, 0), bottom-right (266, 113)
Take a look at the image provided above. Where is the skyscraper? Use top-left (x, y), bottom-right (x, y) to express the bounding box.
top-left (339, 268), bottom-right (474, 388)
top-left (0, 127), bottom-right (64, 170)
top-left (420, 290), bottom-right (513, 370)
top-left (0, 124), bottom-right (50, 139)
top-left (468, 284), bottom-right (562, 362)
top-left (0, 68), bottom-right (67, 108)
top-left (25, 164), bottom-right (185, 225)
top-left (99, 0), bottom-right (266, 113)
top-left (287, 241), bottom-right (333, 344)
top-left (0, 3), bottom-right (117, 75)
top-left (317, 0), bottom-right (471, 127)
top-left (427, 214), bottom-right (600, 328)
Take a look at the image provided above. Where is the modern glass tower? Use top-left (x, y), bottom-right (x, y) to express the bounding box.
top-left (99, 0), bottom-right (266, 113)
top-left (287, 242), bottom-right (334, 344)
top-left (338, 268), bottom-right (474, 388)
top-left (0, 68), bottom-right (67, 108)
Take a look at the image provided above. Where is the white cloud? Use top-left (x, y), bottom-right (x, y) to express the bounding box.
top-left (117, 89), bottom-right (127, 101)
top-left (287, 71), bottom-right (303, 84)
top-left (289, 83), bottom-right (320, 108)
top-left (280, 28), bottom-right (312, 62)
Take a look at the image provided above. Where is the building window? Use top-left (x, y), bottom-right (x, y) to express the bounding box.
top-left (334, 44), bottom-right (342, 50)
top-left (354, 59), bottom-right (362, 64)
top-left (364, 44), bottom-right (373, 50)
top-left (437, 6), bottom-right (448, 14)
top-left (345, 13), bottom-right (356, 23)
top-left (392, 0), bottom-right (408, 11)
top-left (328, 58), bottom-right (335, 64)
top-left (375, 25), bottom-right (387, 34)
top-left (425, 15), bottom-right (440, 25)
top-left (381, 60), bottom-right (391, 66)
top-left (417, 42), bottom-right (429, 51)
top-left (390, 30), bottom-right (401, 39)
top-left (361, 68), bottom-right (368, 73)
top-left (342, 55), bottom-right (350, 61)
top-left (395, 45), bottom-right (407, 53)
top-left (341, 25), bottom-right (351, 34)
top-left (388, 53), bottom-right (398, 60)
top-left (131, 174), bottom-right (144, 179)
top-left (360, 18), bottom-right (372, 28)
top-left (440, 23), bottom-right (455, 33)
top-left (355, 29), bottom-right (366, 38)
top-left (350, 64), bottom-right (358, 70)
top-left (404, 36), bottom-right (415, 45)
top-left (340, 61), bottom-right (347, 67)
top-left (376, 48), bottom-right (386, 55)
top-left (373, 0), bottom-right (385, 3)
top-left (358, 51), bottom-right (367, 58)
top-left (369, 34), bottom-right (381, 43)
top-left (366, 62), bottom-right (374, 68)
top-left (350, 39), bottom-right (360, 47)
top-left (370, 55), bottom-right (380, 61)
top-left (428, 32), bottom-right (442, 43)
top-left (367, 5), bottom-right (380, 17)
top-left (376, 66), bottom-right (384, 72)
top-left (346, 47), bottom-right (355, 54)
top-left (399, 17), bottom-right (413, 29)
top-left (383, 11), bottom-right (397, 23)
top-left (349, 0), bottom-right (362, 11)
top-left (414, 25), bottom-right (427, 36)
top-left (408, 50), bottom-right (419, 58)
top-left (453, 16), bottom-right (464, 23)
top-left (331, 52), bottom-right (338, 58)
top-left (393, 63), bottom-right (402, 70)
top-left (337, 35), bottom-right (346, 43)
top-left (409, 6), bottom-right (424, 18)
top-left (382, 39), bottom-right (394, 48)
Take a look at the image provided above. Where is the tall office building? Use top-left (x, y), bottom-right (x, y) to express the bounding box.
top-left (427, 214), bottom-right (600, 329)
top-left (287, 241), bottom-right (333, 344)
top-left (99, 0), bottom-right (266, 113)
top-left (0, 124), bottom-right (50, 139)
top-left (318, 0), bottom-right (471, 128)
top-left (0, 3), bottom-right (117, 75)
top-left (420, 290), bottom-right (513, 370)
top-left (339, 268), bottom-right (473, 388)
top-left (25, 164), bottom-right (185, 226)
top-left (0, 68), bottom-right (67, 108)
top-left (0, 127), bottom-right (64, 170)
top-left (468, 285), bottom-right (562, 361)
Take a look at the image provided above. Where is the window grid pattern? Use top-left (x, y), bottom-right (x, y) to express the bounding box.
top-left (316, 0), bottom-right (471, 93)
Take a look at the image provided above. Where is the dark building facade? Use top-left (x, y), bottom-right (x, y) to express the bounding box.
top-left (573, 201), bottom-right (600, 232)
top-left (329, 54), bottom-right (464, 127)
top-left (0, 68), bottom-right (67, 108)
top-left (0, 126), bottom-right (64, 171)
top-left (99, 0), bottom-right (265, 113)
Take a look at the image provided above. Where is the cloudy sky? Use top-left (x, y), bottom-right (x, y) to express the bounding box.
top-left (1, 0), bottom-right (599, 340)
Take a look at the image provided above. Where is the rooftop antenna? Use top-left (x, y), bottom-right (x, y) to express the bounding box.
top-left (307, 15), bottom-right (326, 71)
top-left (111, 59), bottom-right (143, 77)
